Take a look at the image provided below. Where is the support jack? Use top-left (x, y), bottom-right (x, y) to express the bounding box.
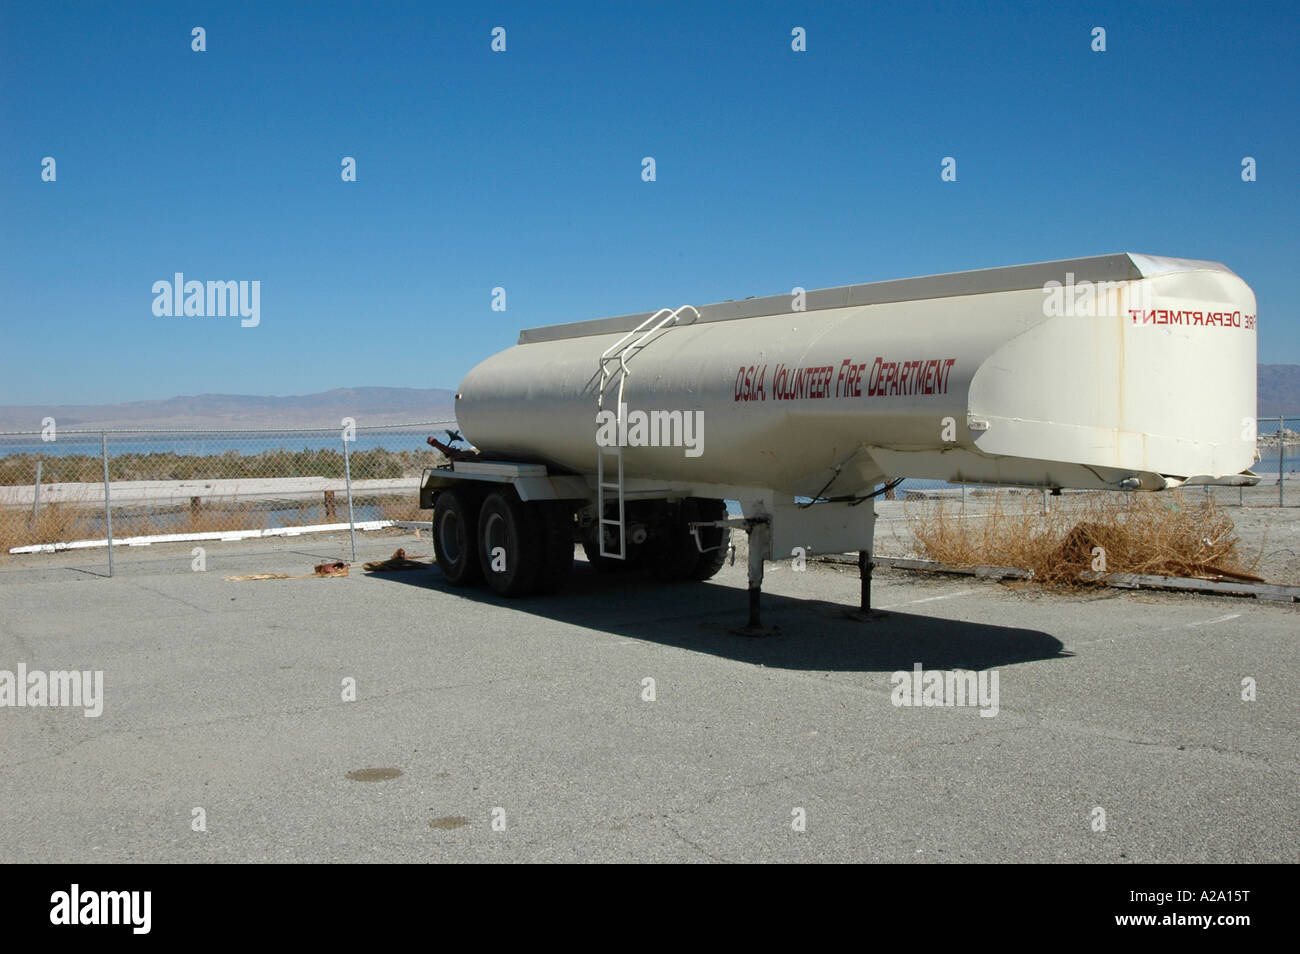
top-left (842, 549), bottom-right (888, 621)
top-left (730, 519), bottom-right (780, 637)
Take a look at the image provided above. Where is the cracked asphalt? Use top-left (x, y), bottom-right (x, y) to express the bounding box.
top-left (0, 528), bottom-right (1296, 862)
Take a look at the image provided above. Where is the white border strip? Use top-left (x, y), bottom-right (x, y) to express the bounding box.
top-left (9, 520), bottom-right (394, 554)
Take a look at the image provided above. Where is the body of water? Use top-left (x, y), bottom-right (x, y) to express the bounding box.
top-left (1, 428), bottom-right (1296, 474)
top-left (0, 429), bottom-right (455, 458)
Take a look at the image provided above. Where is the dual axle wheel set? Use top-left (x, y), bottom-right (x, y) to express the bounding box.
top-left (431, 487), bottom-right (730, 597)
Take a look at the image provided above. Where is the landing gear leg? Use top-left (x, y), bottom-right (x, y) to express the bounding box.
top-left (844, 548), bottom-right (887, 621)
top-left (860, 549), bottom-right (871, 612)
top-left (732, 520), bottom-right (779, 637)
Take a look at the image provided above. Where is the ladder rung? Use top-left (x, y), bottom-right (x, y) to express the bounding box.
top-left (594, 312), bottom-right (693, 568)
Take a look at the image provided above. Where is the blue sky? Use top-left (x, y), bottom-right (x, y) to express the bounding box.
top-left (2, 0), bottom-right (1296, 406)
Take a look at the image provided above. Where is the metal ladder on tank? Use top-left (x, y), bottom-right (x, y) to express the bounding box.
top-left (595, 304), bottom-right (700, 558)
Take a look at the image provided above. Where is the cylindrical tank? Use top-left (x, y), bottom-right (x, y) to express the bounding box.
top-left (456, 254), bottom-right (1257, 497)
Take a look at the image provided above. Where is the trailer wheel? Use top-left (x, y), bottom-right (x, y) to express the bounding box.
top-left (580, 519), bottom-right (643, 572)
top-left (650, 498), bottom-right (729, 582)
top-left (432, 487), bottom-right (484, 587)
top-left (477, 489), bottom-right (543, 596)
top-left (533, 502), bottom-right (576, 593)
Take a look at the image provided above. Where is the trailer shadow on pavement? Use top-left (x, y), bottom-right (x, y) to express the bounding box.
top-left (372, 560), bottom-right (1069, 673)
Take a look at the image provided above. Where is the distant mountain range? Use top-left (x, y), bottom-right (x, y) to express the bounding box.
top-left (1258, 364), bottom-right (1300, 416)
top-left (0, 387), bottom-right (456, 431)
top-left (0, 366), bottom-right (1296, 431)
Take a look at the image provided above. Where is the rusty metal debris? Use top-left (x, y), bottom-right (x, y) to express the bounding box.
top-left (224, 550), bottom-right (431, 582)
top-left (362, 548), bottom-right (432, 572)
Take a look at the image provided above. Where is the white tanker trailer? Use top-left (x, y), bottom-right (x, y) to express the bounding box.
top-left (420, 253), bottom-right (1257, 628)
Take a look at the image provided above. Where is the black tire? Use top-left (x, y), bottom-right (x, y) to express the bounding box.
top-left (432, 487), bottom-right (483, 586)
top-left (649, 498), bottom-right (729, 582)
top-left (580, 518), bottom-right (643, 573)
top-left (533, 502), bottom-right (576, 594)
top-left (477, 489), bottom-right (543, 596)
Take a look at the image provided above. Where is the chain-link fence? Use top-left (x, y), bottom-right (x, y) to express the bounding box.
top-left (0, 422), bottom-right (457, 572)
top-left (871, 416), bottom-right (1298, 573)
top-left (1251, 413), bottom-right (1300, 507)
top-left (2, 416), bottom-right (1296, 574)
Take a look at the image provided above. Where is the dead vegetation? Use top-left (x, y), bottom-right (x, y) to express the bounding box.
top-left (9, 502), bottom-right (96, 553)
top-left (906, 490), bottom-right (1263, 587)
top-left (373, 495), bottom-right (426, 523)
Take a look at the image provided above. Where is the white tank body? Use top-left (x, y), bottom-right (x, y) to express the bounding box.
top-left (455, 254), bottom-right (1257, 498)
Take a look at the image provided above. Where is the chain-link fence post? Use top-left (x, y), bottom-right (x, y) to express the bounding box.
top-left (31, 459), bottom-right (41, 525)
top-left (100, 431), bottom-right (114, 577)
top-left (341, 432), bottom-right (357, 563)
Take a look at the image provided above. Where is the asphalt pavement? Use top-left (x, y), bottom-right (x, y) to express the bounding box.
top-left (0, 528), bottom-right (1295, 863)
